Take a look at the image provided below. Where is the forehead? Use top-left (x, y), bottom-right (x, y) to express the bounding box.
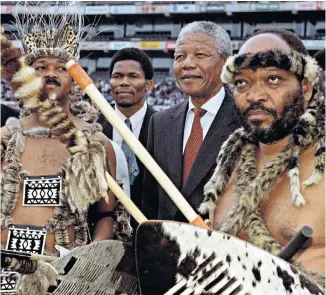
top-left (236, 67), bottom-right (294, 77)
top-left (239, 34), bottom-right (291, 55)
top-left (32, 56), bottom-right (66, 65)
top-left (176, 32), bottom-right (217, 51)
top-left (112, 60), bottom-right (144, 73)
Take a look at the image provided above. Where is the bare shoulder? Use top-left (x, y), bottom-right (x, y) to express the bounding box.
top-left (0, 125), bottom-right (10, 138)
top-left (92, 131), bottom-right (115, 156)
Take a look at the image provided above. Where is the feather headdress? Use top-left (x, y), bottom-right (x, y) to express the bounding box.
top-left (13, 1), bottom-right (91, 65)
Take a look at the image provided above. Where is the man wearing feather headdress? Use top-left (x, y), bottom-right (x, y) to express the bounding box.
top-left (200, 29), bottom-right (325, 281)
top-left (0, 3), bottom-right (125, 287)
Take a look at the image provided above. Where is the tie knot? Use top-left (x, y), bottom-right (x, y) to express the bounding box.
top-left (193, 108), bottom-right (206, 118)
top-left (125, 118), bottom-right (132, 131)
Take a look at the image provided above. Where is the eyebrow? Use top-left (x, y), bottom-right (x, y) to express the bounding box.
top-left (234, 66), bottom-right (284, 76)
top-left (112, 71), bottom-right (141, 75)
top-left (34, 58), bottom-right (65, 63)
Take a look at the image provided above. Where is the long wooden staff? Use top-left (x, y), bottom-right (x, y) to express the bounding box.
top-left (66, 60), bottom-right (207, 228)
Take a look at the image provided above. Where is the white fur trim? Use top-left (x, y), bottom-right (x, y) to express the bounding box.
top-left (302, 170), bottom-right (323, 188)
top-left (288, 168), bottom-right (306, 207)
top-left (15, 76), bottom-right (43, 98)
top-left (12, 63), bottom-right (37, 84)
top-left (304, 55), bottom-right (320, 87)
top-left (198, 198), bottom-right (216, 214)
top-left (221, 55), bottom-right (237, 84)
top-left (301, 112), bottom-right (316, 123)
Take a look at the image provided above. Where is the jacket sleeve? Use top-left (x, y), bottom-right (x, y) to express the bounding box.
top-left (141, 113), bottom-right (159, 220)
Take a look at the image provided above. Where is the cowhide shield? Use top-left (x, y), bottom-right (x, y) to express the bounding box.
top-left (135, 221), bottom-right (324, 295)
top-left (49, 240), bottom-right (139, 295)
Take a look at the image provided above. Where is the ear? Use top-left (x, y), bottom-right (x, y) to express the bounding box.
top-left (301, 78), bottom-right (313, 105)
top-left (145, 79), bottom-right (154, 92)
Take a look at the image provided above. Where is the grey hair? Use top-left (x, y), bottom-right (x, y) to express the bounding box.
top-left (176, 21), bottom-right (232, 57)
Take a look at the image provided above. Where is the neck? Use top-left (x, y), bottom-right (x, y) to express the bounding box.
top-left (258, 136), bottom-right (290, 158)
top-left (190, 85), bottom-right (222, 108)
top-left (29, 99), bottom-right (73, 127)
top-left (117, 100), bottom-right (145, 118)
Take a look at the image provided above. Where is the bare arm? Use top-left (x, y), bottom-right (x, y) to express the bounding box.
top-left (91, 132), bottom-right (117, 242)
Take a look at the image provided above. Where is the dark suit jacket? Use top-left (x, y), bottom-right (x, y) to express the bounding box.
top-left (98, 105), bottom-right (157, 210)
top-left (142, 90), bottom-right (241, 221)
top-left (1, 104), bottom-right (20, 127)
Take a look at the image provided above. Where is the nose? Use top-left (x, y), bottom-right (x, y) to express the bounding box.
top-left (119, 76), bottom-right (130, 86)
top-left (44, 66), bottom-right (59, 79)
top-left (246, 82), bottom-right (268, 103)
top-left (181, 55), bottom-right (196, 70)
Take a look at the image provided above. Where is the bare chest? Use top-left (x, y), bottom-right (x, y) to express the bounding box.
top-left (213, 154), bottom-right (325, 248)
top-left (21, 137), bottom-right (69, 175)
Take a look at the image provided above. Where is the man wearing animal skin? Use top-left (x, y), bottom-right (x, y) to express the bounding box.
top-left (200, 30), bottom-right (325, 284)
top-left (0, 9), bottom-right (121, 260)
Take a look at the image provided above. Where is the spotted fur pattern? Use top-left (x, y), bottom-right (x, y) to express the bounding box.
top-left (221, 50), bottom-right (320, 87)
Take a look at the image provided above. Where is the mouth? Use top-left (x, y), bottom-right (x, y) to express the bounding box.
top-left (247, 110), bottom-right (270, 121)
top-left (181, 75), bottom-right (202, 81)
top-left (45, 83), bottom-right (59, 89)
top-left (116, 89), bottom-right (133, 96)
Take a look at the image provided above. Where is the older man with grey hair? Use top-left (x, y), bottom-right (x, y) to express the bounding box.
top-left (142, 21), bottom-right (240, 221)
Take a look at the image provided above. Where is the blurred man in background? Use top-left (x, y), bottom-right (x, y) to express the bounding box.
top-left (98, 48), bottom-right (156, 224)
top-left (142, 21), bottom-right (240, 221)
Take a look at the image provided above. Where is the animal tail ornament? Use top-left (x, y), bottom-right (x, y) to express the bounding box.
top-left (0, 27), bottom-right (109, 213)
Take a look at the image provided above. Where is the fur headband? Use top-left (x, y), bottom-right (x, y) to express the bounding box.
top-left (221, 50), bottom-right (321, 87)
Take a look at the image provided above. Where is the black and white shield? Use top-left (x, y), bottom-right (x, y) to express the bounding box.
top-left (135, 221), bottom-right (324, 295)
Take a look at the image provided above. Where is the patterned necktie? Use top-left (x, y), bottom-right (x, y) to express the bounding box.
top-left (121, 118), bottom-right (139, 185)
top-left (183, 108), bottom-right (207, 184)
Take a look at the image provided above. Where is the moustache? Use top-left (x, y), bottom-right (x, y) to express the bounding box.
top-left (242, 102), bottom-right (277, 118)
top-left (44, 77), bottom-right (61, 87)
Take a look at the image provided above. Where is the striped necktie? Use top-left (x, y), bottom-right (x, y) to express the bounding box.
top-left (121, 118), bottom-right (139, 185)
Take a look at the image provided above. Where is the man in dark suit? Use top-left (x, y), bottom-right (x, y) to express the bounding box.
top-left (142, 21), bottom-right (240, 221)
top-left (98, 48), bottom-right (156, 213)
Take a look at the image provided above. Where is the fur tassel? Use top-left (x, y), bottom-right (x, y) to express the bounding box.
top-left (19, 260), bottom-right (58, 295)
top-left (65, 129), bottom-right (109, 213)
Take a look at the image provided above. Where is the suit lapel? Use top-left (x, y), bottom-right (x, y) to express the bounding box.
top-left (138, 107), bottom-right (156, 147)
top-left (99, 112), bottom-right (113, 139)
top-left (181, 93), bottom-right (238, 198)
top-left (167, 101), bottom-right (189, 191)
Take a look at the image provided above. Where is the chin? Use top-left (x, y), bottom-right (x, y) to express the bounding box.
top-left (116, 102), bottom-right (134, 108)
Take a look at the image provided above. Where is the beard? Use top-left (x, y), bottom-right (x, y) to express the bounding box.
top-left (236, 87), bottom-right (305, 144)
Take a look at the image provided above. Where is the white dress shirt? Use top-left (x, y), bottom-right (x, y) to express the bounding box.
top-left (182, 87), bottom-right (226, 153)
top-left (109, 140), bottom-right (131, 198)
top-left (113, 102), bottom-right (148, 146)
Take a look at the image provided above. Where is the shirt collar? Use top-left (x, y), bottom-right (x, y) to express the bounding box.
top-left (188, 87), bottom-right (225, 116)
top-left (115, 102), bottom-right (148, 128)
